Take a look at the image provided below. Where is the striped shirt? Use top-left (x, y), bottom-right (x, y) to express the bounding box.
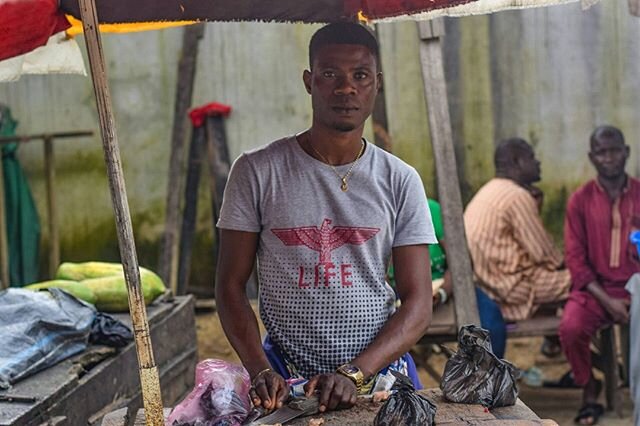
top-left (464, 178), bottom-right (569, 320)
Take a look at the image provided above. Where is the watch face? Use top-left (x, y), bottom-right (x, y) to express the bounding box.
top-left (342, 364), bottom-right (359, 375)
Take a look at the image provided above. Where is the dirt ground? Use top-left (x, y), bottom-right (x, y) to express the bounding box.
top-left (195, 308), bottom-right (634, 425)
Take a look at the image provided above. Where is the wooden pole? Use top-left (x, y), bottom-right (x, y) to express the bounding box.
top-left (0, 131), bottom-right (90, 282)
top-left (417, 19), bottom-right (480, 328)
top-left (204, 116), bottom-right (230, 229)
top-left (43, 136), bottom-right (60, 278)
top-left (0, 152), bottom-right (9, 289)
top-left (159, 24), bottom-right (205, 295)
top-left (204, 115), bottom-right (231, 273)
top-left (371, 25), bottom-right (392, 152)
top-left (0, 130), bottom-right (93, 145)
top-left (77, 0), bottom-right (164, 424)
top-left (176, 126), bottom-right (206, 296)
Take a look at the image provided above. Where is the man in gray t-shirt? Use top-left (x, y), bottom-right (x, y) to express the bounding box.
top-left (215, 22), bottom-right (435, 414)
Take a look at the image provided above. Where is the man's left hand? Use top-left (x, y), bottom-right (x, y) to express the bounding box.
top-left (304, 373), bottom-right (357, 412)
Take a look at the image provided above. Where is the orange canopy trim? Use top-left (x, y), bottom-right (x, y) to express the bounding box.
top-left (64, 15), bottom-right (196, 36)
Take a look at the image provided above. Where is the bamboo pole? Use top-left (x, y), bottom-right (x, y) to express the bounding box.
top-left (0, 152), bottom-right (9, 289)
top-left (43, 136), bottom-right (60, 278)
top-left (77, 0), bottom-right (164, 424)
top-left (417, 19), bottom-right (480, 328)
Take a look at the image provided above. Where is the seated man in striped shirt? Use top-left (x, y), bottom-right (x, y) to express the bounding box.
top-left (463, 138), bottom-right (571, 324)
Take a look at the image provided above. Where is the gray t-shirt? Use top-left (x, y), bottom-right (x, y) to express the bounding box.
top-left (217, 136), bottom-right (436, 378)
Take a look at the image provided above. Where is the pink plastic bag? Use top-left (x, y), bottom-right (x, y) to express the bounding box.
top-left (167, 359), bottom-right (251, 426)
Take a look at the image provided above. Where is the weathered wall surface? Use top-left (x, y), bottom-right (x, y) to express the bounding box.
top-left (381, 0), bottom-right (640, 238)
top-left (0, 1), bottom-right (638, 285)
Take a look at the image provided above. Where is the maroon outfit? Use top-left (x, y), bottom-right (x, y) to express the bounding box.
top-left (559, 177), bottom-right (640, 386)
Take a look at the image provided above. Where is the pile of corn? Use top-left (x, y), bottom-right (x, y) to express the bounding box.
top-left (25, 262), bottom-right (166, 312)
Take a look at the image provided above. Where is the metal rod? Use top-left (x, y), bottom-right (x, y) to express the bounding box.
top-left (77, 0), bottom-right (164, 424)
top-left (0, 394), bottom-right (37, 403)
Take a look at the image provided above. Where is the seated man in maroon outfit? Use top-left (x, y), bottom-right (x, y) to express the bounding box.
top-left (559, 125), bottom-right (640, 425)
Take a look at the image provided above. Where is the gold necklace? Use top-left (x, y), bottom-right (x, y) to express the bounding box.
top-left (309, 138), bottom-right (366, 192)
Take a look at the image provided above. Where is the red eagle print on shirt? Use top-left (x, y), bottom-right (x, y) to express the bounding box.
top-left (271, 218), bottom-right (380, 264)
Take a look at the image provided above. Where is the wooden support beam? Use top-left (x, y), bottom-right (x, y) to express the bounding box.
top-left (417, 19), bottom-right (480, 328)
top-left (0, 131), bottom-right (90, 282)
top-left (77, 0), bottom-right (163, 424)
top-left (204, 116), bottom-right (231, 226)
top-left (43, 136), bottom-right (60, 278)
top-left (176, 126), bottom-right (206, 296)
top-left (371, 24), bottom-right (392, 152)
top-left (0, 131), bottom-right (93, 145)
top-left (599, 326), bottom-right (622, 415)
top-left (204, 115), bottom-right (231, 275)
top-left (0, 153), bottom-right (9, 289)
top-left (159, 23), bottom-right (205, 295)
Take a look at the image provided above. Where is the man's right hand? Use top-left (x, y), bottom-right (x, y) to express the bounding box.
top-left (603, 297), bottom-right (631, 324)
top-left (586, 281), bottom-right (630, 324)
top-left (249, 369), bottom-right (289, 411)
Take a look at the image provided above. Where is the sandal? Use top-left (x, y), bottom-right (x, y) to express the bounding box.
top-left (540, 336), bottom-right (562, 358)
top-left (543, 370), bottom-right (580, 388)
top-left (574, 402), bottom-right (604, 425)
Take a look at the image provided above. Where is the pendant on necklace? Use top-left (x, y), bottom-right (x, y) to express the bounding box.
top-left (341, 178), bottom-right (348, 192)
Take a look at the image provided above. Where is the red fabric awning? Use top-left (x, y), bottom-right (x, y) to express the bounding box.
top-left (0, 0), bottom-right (70, 61)
top-left (57, 0), bottom-right (477, 24)
top-left (0, 0), bottom-right (476, 62)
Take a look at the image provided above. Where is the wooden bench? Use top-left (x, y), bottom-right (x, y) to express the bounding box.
top-left (506, 311), bottom-right (628, 417)
top-left (416, 299), bottom-right (628, 416)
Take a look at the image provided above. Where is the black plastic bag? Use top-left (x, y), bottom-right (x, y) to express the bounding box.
top-left (89, 312), bottom-right (133, 348)
top-left (440, 325), bottom-right (519, 408)
top-left (374, 371), bottom-right (437, 426)
top-left (0, 288), bottom-right (95, 389)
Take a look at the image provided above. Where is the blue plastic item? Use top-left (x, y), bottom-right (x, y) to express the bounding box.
top-left (631, 230), bottom-right (640, 258)
top-left (0, 288), bottom-right (95, 389)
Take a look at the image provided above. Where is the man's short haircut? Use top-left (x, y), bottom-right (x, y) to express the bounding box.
top-left (590, 125), bottom-right (625, 148)
top-left (308, 22), bottom-right (379, 68)
top-left (494, 137), bottom-right (532, 171)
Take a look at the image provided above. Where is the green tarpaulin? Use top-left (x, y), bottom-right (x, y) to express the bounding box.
top-left (0, 105), bottom-right (40, 287)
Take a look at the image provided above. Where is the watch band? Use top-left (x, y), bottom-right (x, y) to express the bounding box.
top-left (336, 363), bottom-right (364, 392)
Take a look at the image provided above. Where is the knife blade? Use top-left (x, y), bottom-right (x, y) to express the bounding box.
top-left (248, 396), bottom-right (319, 425)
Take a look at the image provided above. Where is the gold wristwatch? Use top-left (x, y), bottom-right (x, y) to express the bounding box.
top-left (336, 363), bottom-right (364, 392)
